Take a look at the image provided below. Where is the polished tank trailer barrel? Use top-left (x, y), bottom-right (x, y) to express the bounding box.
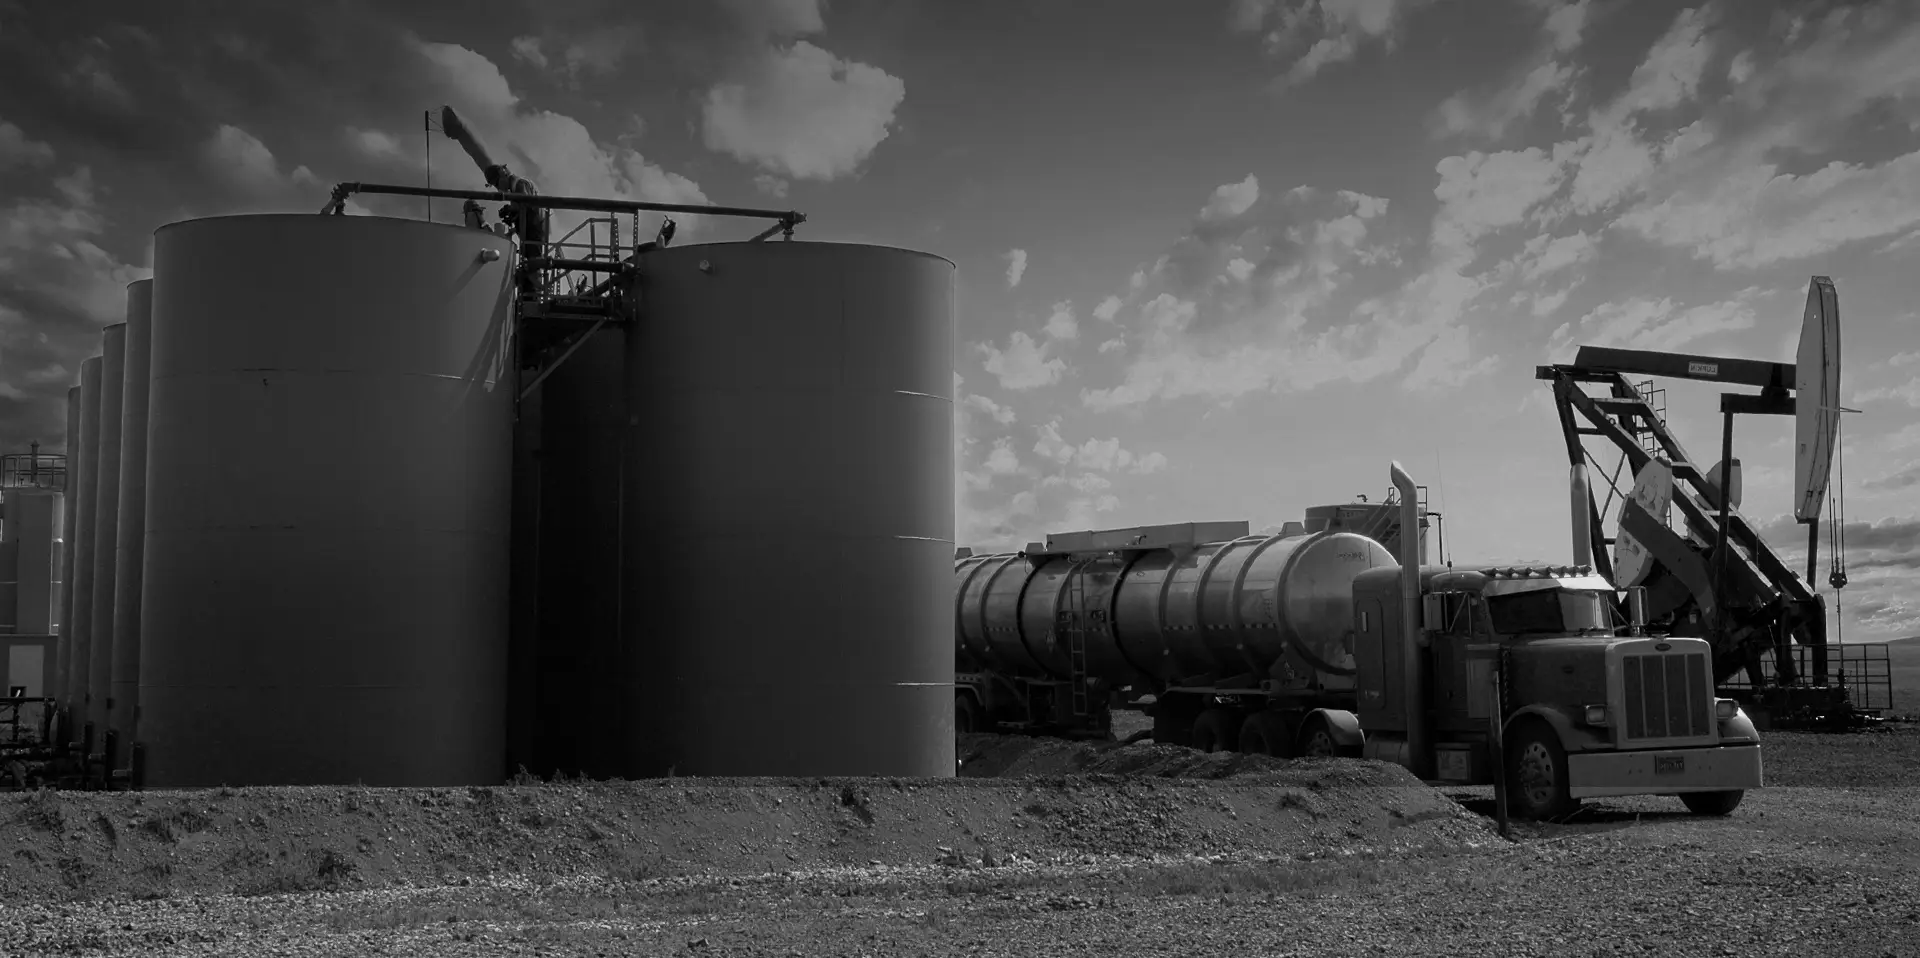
top-left (955, 528), bottom-right (1397, 688)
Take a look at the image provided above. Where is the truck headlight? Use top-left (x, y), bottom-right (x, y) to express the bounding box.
top-left (1583, 705), bottom-right (1608, 725)
top-left (1715, 699), bottom-right (1738, 721)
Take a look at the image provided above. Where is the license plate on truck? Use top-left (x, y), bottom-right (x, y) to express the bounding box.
top-left (1655, 755), bottom-right (1685, 775)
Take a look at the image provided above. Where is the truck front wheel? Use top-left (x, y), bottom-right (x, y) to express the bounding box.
top-left (1679, 790), bottom-right (1744, 816)
top-left (1506, 721), bottom-right (1579, 821)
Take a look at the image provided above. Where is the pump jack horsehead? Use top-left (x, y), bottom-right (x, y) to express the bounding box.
top-left (1540, 275), bottom-right (1863, 711)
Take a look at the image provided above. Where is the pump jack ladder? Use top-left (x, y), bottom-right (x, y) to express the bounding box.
top-left (1535, 348), bottom-right (1830, 696)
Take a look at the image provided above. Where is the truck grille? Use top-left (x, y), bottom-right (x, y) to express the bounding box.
top-left (1621, 651), bottom-right (1712, 741)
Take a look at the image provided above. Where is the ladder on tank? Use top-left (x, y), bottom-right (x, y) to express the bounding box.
top-left (1062, 561), bottom-right (1093, 719)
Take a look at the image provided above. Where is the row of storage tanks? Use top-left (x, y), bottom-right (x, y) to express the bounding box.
top-left (51, 212), bottom-right (959, 787)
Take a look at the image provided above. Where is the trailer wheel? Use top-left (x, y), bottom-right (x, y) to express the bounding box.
top-left (1189, 709), bottom-right (1237, 753)
top-left (1295, 715), bottom-right (1361, 759)
top-left (1238, 712), bottom-right (1296, 758)
top-left (955, 693), bottom-right (982, 735)
top-left (1679, 790), bottom-right (1744, 816)
top-left (1506, 721), bottom-right (1578, 821)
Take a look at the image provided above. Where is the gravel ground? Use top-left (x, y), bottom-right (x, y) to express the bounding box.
top-left (2, 724), bottom-right (1917, 957)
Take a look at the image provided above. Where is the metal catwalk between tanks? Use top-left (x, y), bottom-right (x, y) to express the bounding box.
top-left (139, 213), bottom-right (517, 787)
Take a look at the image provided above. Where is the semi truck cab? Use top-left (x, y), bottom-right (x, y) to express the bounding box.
top-left (1347, 563), bottom-right (1765, 820)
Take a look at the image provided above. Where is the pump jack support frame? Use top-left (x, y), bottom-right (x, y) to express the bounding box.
top-left (1535, 355), bottom-right (1830, 694)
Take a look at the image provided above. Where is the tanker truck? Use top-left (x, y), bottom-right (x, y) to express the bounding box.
top-left (954, 462), bottom-right (1765, 820)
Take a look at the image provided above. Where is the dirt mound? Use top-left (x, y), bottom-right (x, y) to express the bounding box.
top-left (1, 768), bottom-right (1489, 903)
top-left (958, 733), bottom-right (1421, 787)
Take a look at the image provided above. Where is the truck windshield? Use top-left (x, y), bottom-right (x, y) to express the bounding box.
top-left (1486, 589), bottom-right (1612, 635)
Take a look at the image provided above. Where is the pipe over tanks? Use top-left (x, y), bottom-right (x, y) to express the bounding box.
top-left (955, 529), bottom-right (1396, 686)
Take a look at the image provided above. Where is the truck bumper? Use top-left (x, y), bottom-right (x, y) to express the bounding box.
top-left (1566, 743), bottom-right (1762, 798)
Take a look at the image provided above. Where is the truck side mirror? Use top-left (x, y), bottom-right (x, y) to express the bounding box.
top-left (1422, 593), bottom-right (1445, 632)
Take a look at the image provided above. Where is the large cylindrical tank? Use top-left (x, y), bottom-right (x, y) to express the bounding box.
top-left (140, 213), bottom-right (517, 787)
top-left (956, 530), bottom-right (1396, 685)
top-left (55, 386), bottom-right (79, 731)
top-left (111, 279), bottom-right (153, 752)
top-left (64, 357), bottom-right (102, 738)
top-left (621, 242), bottom-right (955, 778)
top-left (527, 329), bottom-right (627, 779)
top-left (88, 322), bottom-right (127, 741)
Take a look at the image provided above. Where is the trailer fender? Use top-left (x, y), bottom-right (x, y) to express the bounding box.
top-left (1305, 708), bottom-right (1366, 748)
top-left (1504, 704), bottom-right (1608, 754)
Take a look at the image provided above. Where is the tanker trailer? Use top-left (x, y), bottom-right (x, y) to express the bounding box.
top-left (954, 461), bottom-right (1766, 821)
top-left (954, 519), bottom-right (1396, 748)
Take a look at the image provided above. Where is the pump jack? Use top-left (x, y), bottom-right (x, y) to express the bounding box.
top-left (1535, 278), bottom-right (1889, 727)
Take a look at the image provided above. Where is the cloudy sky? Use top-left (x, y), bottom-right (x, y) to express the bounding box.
top-left (0, 0), bottom-right (1915, 640)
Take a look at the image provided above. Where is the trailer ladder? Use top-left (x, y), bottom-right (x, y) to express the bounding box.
top-left (1064, 561), bottom-right (1092, 718)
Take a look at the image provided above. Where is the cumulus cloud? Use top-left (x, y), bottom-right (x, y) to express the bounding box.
top-left (202, 124), bottom-right (319, 197)
top-left (1754, 511), bottom-right (1920, 637)
top-left (0, 120), bottom-right (56, 169)
top-left (752, 173), bottom-right (789, 198)
top-left (979, 331), bottom-right (1066, 391)
top-left (1431, 145), bottom-right (1578, 254)
top-left (957, 414), bottom-right (1168, 551)
top-left (1092, 295), bottom-right (1122, 322)
top-left (963, 392), bottom-right (1017, 426)
top-left (1043, 301), bottom-right (1077, 341)
top-left (1544, 289), bottom-right (1764, 361)
top-left (377, 39), bottom-right (711, 239)
top-left (701, 40), bottom-right (905, 181)
top-left (1201, 174), bottom-right (1260, 221)
top-left (1076, 175), bottom-right (1505, 411)
top-left (508, 25), bottom-right (642, 86)
top-left (1231, 0), bottom-right (1439, 87)
top-left (1005, 248), bottom-right (1027, 288)
top-left (1615, 152), bottom-right (1920, 270)
top-left (1432, 0), bottom-right (1590, 139)
top-left (0, 153), bottom-right (150, 445)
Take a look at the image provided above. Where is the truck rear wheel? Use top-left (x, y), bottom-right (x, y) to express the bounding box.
top-left (1190, 709), bottom-right (1237, 753)
top-left (1506, 721), bottom-right (1578, 821)
top-left (1679, 790), bottom-right (1744, 816)
top-left (1239, 712), bottom-right (1296, 758)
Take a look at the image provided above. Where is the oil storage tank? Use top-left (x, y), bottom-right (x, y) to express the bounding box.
top-left (621, 242), bottom-right (955, 778)
top-left (55, 385), bottom-right (79, 736)
top-left (140, 213), bottom-right (517, 787)
top-left (111, 279), bottom-right (153, 756)
top-left (64, 357), bottom-right (101, 742)
top-left (88, 322), bottom-right (127, 745)
top-left (956, 529), bottom-right (1396, 686)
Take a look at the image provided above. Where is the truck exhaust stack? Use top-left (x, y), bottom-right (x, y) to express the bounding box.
top-left (1390, 461), bottom-right (1429, 778)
